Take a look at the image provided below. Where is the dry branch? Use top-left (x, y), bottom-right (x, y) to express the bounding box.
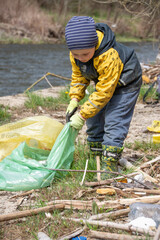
top-left (9, 189), bottom-right (34, 199)
top-left (140, 156), bottom-right (160, 169)
top-left (48, 200), bottom-right (92, 210)
top-left (119, 158), bottom-right (158, 183)
top-left (62, 217), bottom-right (155, 236)
top-left (90, 208), bottom-right (130, 220)
top-left (123, 188), bottom-right (160, 195)
top-left (0, 204), bottom-right (64, 222)
top-left (90, 230), bottom-right (147, 240)
top-left (98, 195), bottom-right (160, 209)
top-left (58, 227), bottom-right (85, 240)
top-left (153, 224), bottom-right (160, 240)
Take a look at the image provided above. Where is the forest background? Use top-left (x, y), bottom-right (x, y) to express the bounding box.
top-left (0, 0), bottom-right (159, 45)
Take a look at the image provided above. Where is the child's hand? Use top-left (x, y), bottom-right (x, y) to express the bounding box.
top-left (66, 99), bottom-right (79, 114)
top-left (70, 113), bottom-right (85, 130)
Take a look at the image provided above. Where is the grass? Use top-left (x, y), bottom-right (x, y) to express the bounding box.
top-left (24, 85), bottom-right (95, 111)
top-left (1, 138), bottom-right (159, 239)
top-left (0, 104), bottom-right (11, 124)
top-left (0, 84), bottom-right (160, 239)
top-left (138, 83), bottom-right (159, 103)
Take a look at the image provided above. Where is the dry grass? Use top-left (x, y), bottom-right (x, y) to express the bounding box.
top-left (0, 0), bottom-right (54, 36)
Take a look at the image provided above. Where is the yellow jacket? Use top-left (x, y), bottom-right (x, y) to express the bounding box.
top-left (69, 30), bottom-right (124, 119)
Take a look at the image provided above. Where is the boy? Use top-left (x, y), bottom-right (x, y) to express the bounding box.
top-left (65, 16), bottom-right (142, 178)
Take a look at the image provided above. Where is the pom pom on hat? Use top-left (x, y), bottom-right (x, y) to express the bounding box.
top-left (65, 16), bottom-right (98, 50)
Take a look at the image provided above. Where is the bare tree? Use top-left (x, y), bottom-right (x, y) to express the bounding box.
top-left (93, 0), bottom-right (160, 63)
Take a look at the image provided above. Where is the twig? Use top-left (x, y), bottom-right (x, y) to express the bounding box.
top-left (61, 217), bottom-right (155, 236)
top-left (90, 208), bottom-right (130, 221)
top-left (153, 224), bottom-right (160, 240)
top-left (44, 75), bottom-right (54, 88)
top-left (123, 188), bottom-right (160, 195)
top-left (0, 204), bottom-right (65, 222)
top-left (96, 155), bottom-right (101, 181)
top-left (57, 227), bottom-right (85, 240)
top-left (9, 189), bottom-right (34, 199)
top-left (80, 159), bottom-right (88, 186)
top-left (25, 72), bottom-right (71, 92)
top-left (90, 230), bottom-right (147, 239)
top-left (119, 158), bottom-right (158, 183)
top-left (140, 156), bottom-right (160, 169)
top-left (46, 168), bottom-right (152, 189)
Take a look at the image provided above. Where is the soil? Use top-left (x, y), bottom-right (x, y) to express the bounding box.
top-left (0, 87), bottom-right (160, 239)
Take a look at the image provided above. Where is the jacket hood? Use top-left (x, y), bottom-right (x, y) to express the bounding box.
top-left (94, 23), bottom-right (116, 57)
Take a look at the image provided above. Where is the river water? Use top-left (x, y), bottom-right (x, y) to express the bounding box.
top-left (0, 42), bottom-right (159, 97)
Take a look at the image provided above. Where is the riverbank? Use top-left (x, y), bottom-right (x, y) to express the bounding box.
top-left (0, 0), bottom-right (159, 45)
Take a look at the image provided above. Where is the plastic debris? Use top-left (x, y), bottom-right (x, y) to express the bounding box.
top-left (128, 216), bottom-right (156, 230)
top-left (128, 202), bottom-right (160, 228)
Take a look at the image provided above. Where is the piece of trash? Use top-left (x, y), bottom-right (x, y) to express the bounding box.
top-left (72, 237), bottom-right (87, 240)
top-left (128, 202), bottom-right (160, 228)
top-left (38, 232), bottom-right (52, 240)
top-left (128, 216), bottom-right (156, 231)
top-left (142, 75), bottom-right (150, 84)
top-left (96, 188), bottom-right (116, 195)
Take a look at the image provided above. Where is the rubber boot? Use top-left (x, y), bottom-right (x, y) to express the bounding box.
top-left (101, 145), bottom-right (123, 179)
top-left (87, 141), bottom-right (103, 159)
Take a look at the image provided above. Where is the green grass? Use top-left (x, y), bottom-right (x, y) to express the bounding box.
top-left (139, 83), bottom-right (159, 103)
top-left (0, 104), bottom-right (11, 124)
top-left (25, 85), bottom-right (95, 111)
top-left (1, 139), bottom-right (158, 239)
top-left (24, 91), bottom-right (67, 110)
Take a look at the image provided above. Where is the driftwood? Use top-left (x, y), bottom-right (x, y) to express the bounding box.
top-left (90, 208), bottom-right (130, 220)
top-left (119, 158), bottom-right (158, 183)
top-left (85, 172), bottom-right (142, 187)
top-left (48, 195), bottom-right (160, 210)
top-left (98, 195), bottom-right (160, 209)
top-left (90, 230), bottom-right (147, 240)
top-left (0, 204), bottom-right (64, 222)
top-left (9, 189), bottom-right (35, 199)
top-left (62, 217), bottom-right (155, 236)
top-left (153, 225), bottom-right (160, 240)
top-left (48, 200), bottom-right (92, 210)
top-left (140, 156), bottom-right (160, 169)
top-left (124, 187), bottom-right (160, 195)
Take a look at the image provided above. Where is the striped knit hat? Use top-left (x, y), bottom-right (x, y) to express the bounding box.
top-left (65, 16), bottom-right (98, 50)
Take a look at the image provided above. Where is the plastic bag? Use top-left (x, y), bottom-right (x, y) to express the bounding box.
top-left (0, 123), bottom-right (78, 191)
top-left (0, 116), bottom-right (63, 161)
top-left (147, 120), bottom-right (160, 143)
top-left (147, 120), bottom-right (160, 133)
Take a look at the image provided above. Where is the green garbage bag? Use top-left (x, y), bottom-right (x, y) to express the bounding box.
top-left (0, 123), bottom-right (78, 191)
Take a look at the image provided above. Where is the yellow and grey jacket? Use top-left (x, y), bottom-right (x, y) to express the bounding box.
top-left (69, 23), bottom-right (142, 119)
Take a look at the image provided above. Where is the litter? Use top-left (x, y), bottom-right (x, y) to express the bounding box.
top-left (0, 122), bottom-right (78, 191)
top-left (0, 116), bottom-right (63, 161)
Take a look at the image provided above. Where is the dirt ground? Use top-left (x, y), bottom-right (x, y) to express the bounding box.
top-left (0, 87), bottom-right (160, 239)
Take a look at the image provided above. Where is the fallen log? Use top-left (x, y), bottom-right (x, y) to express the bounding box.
top-left (90, 230), bottom-right (147, 240)
top-left (0, 204), bottom-right (65, 222)
top-left (62, 217), bottom-right (155, 236)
